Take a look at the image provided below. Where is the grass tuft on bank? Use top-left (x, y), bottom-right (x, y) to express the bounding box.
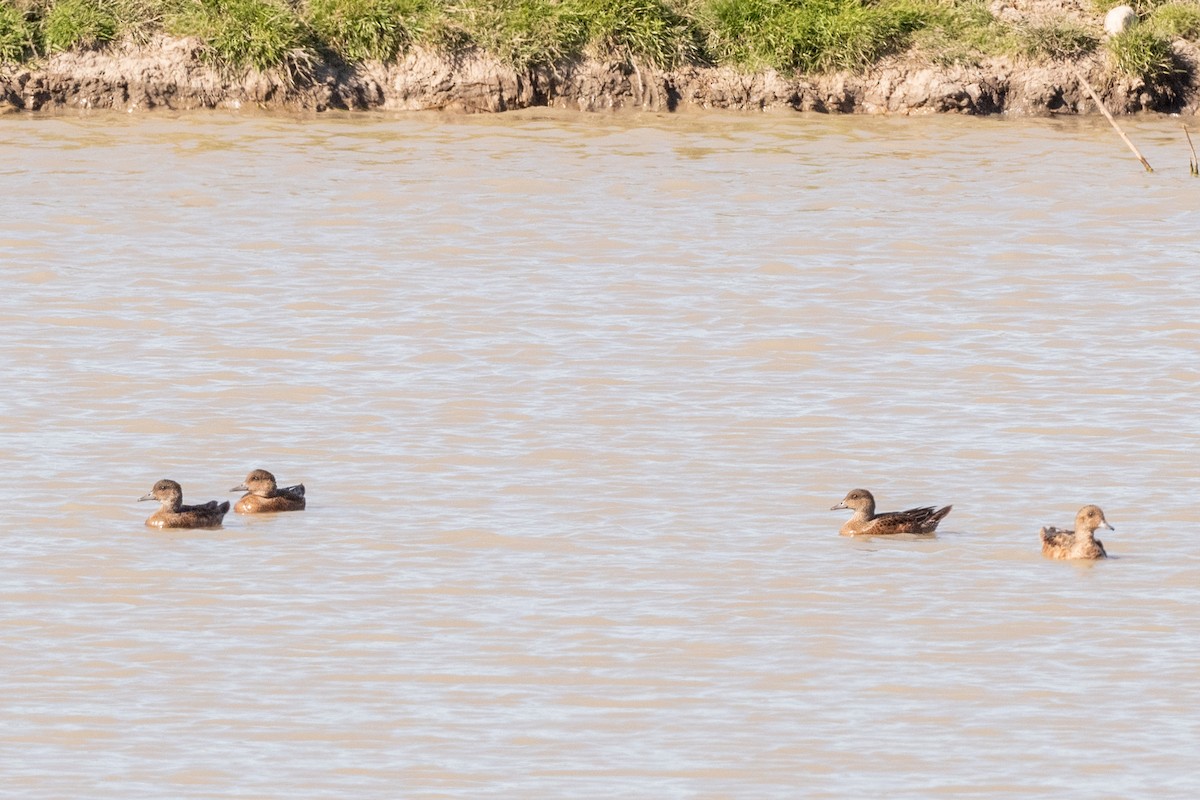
top-left (42, 0), bottom-right (117, 51)
top-left (1151, 0), bottom-right (1200, 36)
top-left (0, 2), bottom-right (36, 61)
top-left (1015, 19), bottom-right (1097, 60)
top-left (2, 0), bottom-right (1200, 83)
top-left (446, 0), bottom-right (702, 69)
top-left (166, 0), bottom-right (310, 73)
top-left (702, 0), bottom-right (930, 73)
top-left (1107, 22), bottom-right (1183, 81)
top-left (307, 0), bottom-right (429, 63)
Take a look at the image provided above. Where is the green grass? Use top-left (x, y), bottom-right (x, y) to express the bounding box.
top-left (41, 0), bottom-right (118, 51)
top-left (166, 0), bottom-right (310, 72)
top-left (0, 1), bottom-right (36, 61)
top-left (908, 0), bottom-right (1010, 65)
top-left (3, 0), bottom-right (1200, 83)
top-left (447, 0), bottom-right (590, 69)
top-left (1089, 0), bottom-right (1167, 18)
top-left (579, 0), bottom-right (703, 67)
top-left (307, 0), bottom-right (429, 63)
top-left (439, 0), bottom-right (702, 69)
top-left (1148, 0), bottom-right (1200, 37)
top-left (1106, 22), bottom-right (1182, 80)
top-left (1014, 19), bottom-right (1098, 59)
top-left (1087, 0), bottom-right (1200, 78)
top-left (1089, 0), bottom-right (1200, 34)
top-left (703, 0), bottom-right (930, 73)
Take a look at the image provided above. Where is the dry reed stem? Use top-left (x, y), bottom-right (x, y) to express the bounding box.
top-left (1072, 66), bottom-right (1152, 173)
top-left (1184, 125), bottom-right (1198, 176)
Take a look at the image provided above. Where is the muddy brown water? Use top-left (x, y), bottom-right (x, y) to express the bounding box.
top-left (2, 109), bottom-right (1198, 798)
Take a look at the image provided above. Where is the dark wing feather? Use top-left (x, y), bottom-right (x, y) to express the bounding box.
top-left (183, 499), bottom-right (229, 516)
top-left (1040, 525), bottom-right (1073, 556)
top-left (873, 505), bottom-right (949, 534)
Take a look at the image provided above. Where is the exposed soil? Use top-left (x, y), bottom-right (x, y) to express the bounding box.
top-left (2, 32), bottom-right (1198, 116)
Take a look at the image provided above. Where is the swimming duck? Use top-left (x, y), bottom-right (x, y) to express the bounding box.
top-left (1040, 504), bottom-right (1112, 560)
top-left (831, 488), bottom-right (952, 537)
top-left (231, 469), bottom-right (306, 514)
top-left (139, 479), bottom-right (230, 529)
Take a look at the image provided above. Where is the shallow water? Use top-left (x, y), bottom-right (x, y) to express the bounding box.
top-left (1, 109), bottom-right (1198, 798)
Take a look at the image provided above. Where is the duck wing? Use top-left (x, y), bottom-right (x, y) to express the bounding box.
top-left (869, 505), bottom-right (948, 534)
top-left (189, 499), bottom-right (231, 517)
top-left (1039, 525), bottom-right (1073, 554)
top-left (281, 483), bottom-right (305, 499)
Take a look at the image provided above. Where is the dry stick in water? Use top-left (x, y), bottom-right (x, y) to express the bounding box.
top-left (1184, 125), bottom-right (1199, 176)
top-left (1072, 66), bottom-right (1153, 173)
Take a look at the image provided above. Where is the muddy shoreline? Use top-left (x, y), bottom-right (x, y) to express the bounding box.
top-left (3, 36), bottom-right (1198, 116)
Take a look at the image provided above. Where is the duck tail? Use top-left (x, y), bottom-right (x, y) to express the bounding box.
top-left (1040, 526), bottom-right (1067, 548)
top-left (928, 505), bottom-right (952, 530)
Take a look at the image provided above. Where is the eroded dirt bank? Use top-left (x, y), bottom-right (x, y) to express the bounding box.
top-left (2, 36), bottom-right (1198, 116)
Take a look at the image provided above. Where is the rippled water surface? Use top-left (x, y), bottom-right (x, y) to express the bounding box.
top-left (2, 109), bottom-right (1198, 798)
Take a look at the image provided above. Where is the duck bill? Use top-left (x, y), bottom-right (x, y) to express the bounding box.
top-left (230, 484), bottom-right (248, 493)
top-left (138, 492), bottom-right (155, 502)
top-left (830, 501), bottom-right (847, 511)
top-left (1102, 521), bottom-right (1114, 531)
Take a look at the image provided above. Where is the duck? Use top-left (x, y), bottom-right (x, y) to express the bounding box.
top-left (831, 488), bottom-right (952, 537)
top-left (1040, 504), bottom-right (1112, 560)
top-left (231, 469), bottom-right (306, 514)
top-left (139, 479), bottom-right (230, 529)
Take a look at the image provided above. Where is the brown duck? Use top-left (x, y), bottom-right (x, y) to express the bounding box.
top-left (1039, 505), bottom-right (1112, 560)
top-left (139, 479), bottom-right (230, 529)
top-left (831, 488), bottom-right (952, 537)
top-left (231, 469), bottom-right (306, 514)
